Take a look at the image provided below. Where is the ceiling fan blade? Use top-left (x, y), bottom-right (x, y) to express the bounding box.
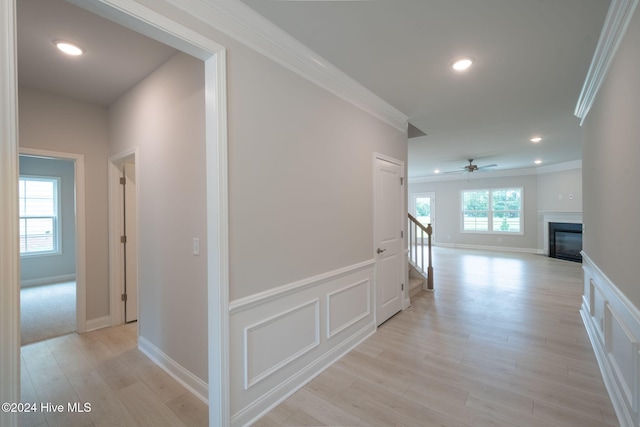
top-left (442, 169), bottom-right (466, 175)
top-left (477, 164), bottom-right (498, 170)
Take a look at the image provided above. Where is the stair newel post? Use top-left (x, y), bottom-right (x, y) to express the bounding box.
top-left (426, 223), bottom-right (433, 290)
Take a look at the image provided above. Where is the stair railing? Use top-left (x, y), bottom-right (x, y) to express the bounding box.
top-left (408, 213), bottom-right (434, 290)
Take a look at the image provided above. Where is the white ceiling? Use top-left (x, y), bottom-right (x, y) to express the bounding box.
top-left (17, 0), bottom-right (610, 180)
top-left (239, 0), bottom-right (610, 179)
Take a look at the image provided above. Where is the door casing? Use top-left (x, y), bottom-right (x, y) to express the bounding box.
top-left (108, 149), bottom-right (139, 325)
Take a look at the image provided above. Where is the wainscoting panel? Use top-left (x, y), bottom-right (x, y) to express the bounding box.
top-left (327, 279), bottom-right (370, 339)
top-left (582, 252), bottom-right (640, 427)
top-left (229, 260), bottom-right (376, 427)
top-left (244, 299), bottom-right (320, 389)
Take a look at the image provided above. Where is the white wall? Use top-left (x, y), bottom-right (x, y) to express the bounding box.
top-left (19, 155), bottom-right (76, 285)
top-left (409, 173), bottom-right (539, 251)
top-left (409, 167), bottom-right (584, 253)
top-left (18, 87), bottom-right (110, 320)
top-left (109, 52), bottom-right (208, 382)
top-left (582, 11), bottom-right (640, 308)
top-left (537, 167), bottom-right (582, 212)
top-left (579, 6), bottom-right (640, 426)
top-left (226, 39), bottom-right (407, 300)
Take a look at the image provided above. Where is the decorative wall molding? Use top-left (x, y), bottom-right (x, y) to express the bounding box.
top-left (437, 242), bottom-right (543, 255)
top-left (163, 0), bottom-right (408, 132)
top-left (581, 251), bottom-right (640, 427)
top-left (230, 259), bottom-right (376, 313)
top-left (139, 336), bottom-right (209, 404)
top-left (327, 279), bottom-right (371, 339)
top-left (244, 299), bottom-right (320, 390)
top-left (409, 160), bottom-right (583, 184)
top-left (575, 0), bottom-right (640, 124)
top-left (229, 261), bottom-right (376, 426)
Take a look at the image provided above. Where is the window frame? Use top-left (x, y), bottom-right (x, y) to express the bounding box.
top-left (19, 175), bottom-right (62, 257)
top-left (461, 187), bottom-right (524, 235)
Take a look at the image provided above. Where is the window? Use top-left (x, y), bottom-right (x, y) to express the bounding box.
top-left (462, 188), bottom-right (522, 233)
top-left (19, 176), bottom-right (60, 255)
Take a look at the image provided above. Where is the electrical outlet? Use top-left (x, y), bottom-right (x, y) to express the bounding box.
top-left (193, 238), bottom-right (200, 256)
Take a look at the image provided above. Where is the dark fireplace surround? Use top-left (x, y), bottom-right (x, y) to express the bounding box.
top-left (548, 222), bottom-right (583, 263)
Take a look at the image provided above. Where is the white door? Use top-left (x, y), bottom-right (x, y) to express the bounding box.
top-left (374, 156), bottom-right (404, 325)
top-left (122, 160), bottom-right (138, 322)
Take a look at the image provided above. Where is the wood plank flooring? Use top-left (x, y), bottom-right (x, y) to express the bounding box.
top-left (20, 248), bottom-right (618, 426)
top-left (254, 247), bottom-right (618, 427)
top-left (20, 322), bottom-right (208, 427)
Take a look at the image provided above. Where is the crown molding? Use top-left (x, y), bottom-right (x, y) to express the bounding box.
top-left (408, 160), bottom-right (583, 184)
top-left (536, 159), bottom-right (582, 174)
top-left (409, 167), bottom-right (538, 184)
top-left (163, 0), bottom-right (408, 132)
top-left (575, 0), bottom-right (640, 124)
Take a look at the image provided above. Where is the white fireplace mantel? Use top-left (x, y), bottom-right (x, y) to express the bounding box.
top-left (538, 211), bottom-right (583, 256)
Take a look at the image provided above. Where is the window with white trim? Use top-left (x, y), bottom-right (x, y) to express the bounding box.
top-left (461, 188), bottom-right (522, 233)
top-left (19, 176), bottom-right (60, 255)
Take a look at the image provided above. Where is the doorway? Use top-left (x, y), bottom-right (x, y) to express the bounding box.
top-left (19, 154), bottom-right (77, 345)
top-left (109, 152), bottom-right (138, 324)
top-left (18, 148), bottom-right (87, 340)
top-left (2, 1), bottom-right (229, 426)
top-left (411, 192), bottom-right (436, 243)
top-left (373, 154), bottom-right (406, 325)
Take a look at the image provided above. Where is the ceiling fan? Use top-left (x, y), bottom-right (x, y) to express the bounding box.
top-left (444, 159), bottom-right (498, 175)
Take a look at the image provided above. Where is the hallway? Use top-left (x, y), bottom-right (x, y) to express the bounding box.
top-left (254, 247), bottom-right (617, 426)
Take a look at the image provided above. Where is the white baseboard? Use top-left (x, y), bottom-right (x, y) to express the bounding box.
top-left (229, 260), bottom-right (376, 426)
top-left (581, 251), bottom-right (640, 427)
top-left (85, 315), bottom-right (111, 332)
top-left (437, 242), bottom-right (543, 255)
top-left (20, 274), bottom-right (76, 288)
top-left (138, 336), bottom-right (208, 404)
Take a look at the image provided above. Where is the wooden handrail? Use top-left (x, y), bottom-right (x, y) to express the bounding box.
top-left (408, 213), bottom-right (434, 290)
top-left (408, 213), bottom-right (430, 234)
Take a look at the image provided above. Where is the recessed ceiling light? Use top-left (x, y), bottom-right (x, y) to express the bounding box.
top-left (451, 57), bottom-right (474, 72)
top-left (434, 169), bottom-right (440, 174)
top-left (534, 160), bottom-right (542, 165)
top-left (530, 136), bottom-right (543, 143)
top-left (54, 40), bottom-right (84, 56)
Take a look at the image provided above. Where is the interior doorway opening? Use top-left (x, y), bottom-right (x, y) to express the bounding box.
top-left (109, 151), bottom-right (138, 325)
top-left (411, 192), bottom-right (436, 243)
top-left (19, 154), bottom-right (78, 345)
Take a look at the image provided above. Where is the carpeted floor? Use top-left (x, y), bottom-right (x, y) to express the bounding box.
top-left (20, 281), bottom-right (76, 345)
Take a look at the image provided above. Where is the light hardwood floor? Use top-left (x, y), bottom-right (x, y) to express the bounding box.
top-left (20, 322), bottom-right (208, 427)
top-left (254, 247), bottom-right (618, 427)
top-left (20, 248), bottom-right (618, 426)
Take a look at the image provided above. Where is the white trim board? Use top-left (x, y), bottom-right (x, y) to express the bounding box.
top-left (581, 251), bottom-right (640, 427)
top-left (139, 337), bottom-right (209, 404)
top-left (108, 148), bottom-right (139, 327)
top-left (0, 1), bottom-right (20, 423)
top-left (409, 160), bottom-right (582, 184)
top-left (162, 0), bottom-right (408, 132)
top-left (437, 242), bottom-right (543, 255)
top-left (575, 0), bottom-right (640, 124)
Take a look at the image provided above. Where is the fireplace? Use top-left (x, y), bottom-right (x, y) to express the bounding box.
top-left (549, 222), bottom-right (582, 262)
